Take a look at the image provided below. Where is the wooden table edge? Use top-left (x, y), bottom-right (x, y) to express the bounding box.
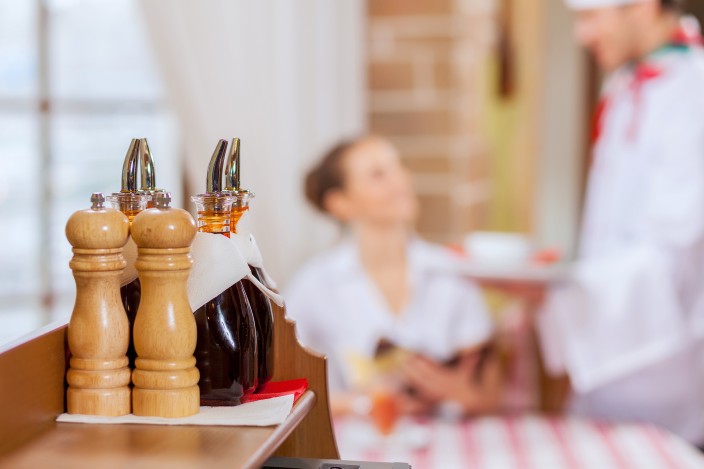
top-left (244, 390), bottom-right (317, 468)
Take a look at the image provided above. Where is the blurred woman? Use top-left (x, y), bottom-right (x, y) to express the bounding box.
top-left (284, 135), bottom-right (502, 416)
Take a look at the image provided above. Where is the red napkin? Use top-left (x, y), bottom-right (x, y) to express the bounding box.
top-left (241, 378), bottom-right (309, 404)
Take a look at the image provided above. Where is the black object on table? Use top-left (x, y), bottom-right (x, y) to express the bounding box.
top-left (262, 456), bottom-right (411, 469)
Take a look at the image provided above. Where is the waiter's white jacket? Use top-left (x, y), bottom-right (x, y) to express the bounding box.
top-left (539, 26), bottom-right (704, 444)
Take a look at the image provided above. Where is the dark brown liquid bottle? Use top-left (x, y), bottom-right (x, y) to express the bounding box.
top-left (225, 138), bottom-right (275, 391)
top-left (119, 206), bottom-right (144, 369)
top-left (192, 140), bottom-right (258, 405)
top-left (107, 138), bottom-right (152, 369)
top-left (231, 204), bottom-right (275, 391)
top-left (192, 196), bottom-right (258, 405)
top-left (120, 278), bottom-right (141, 367)
top-left (194, 280), bottom-right (257, 405)
top-left (247, 270), bottom-right (274, 391)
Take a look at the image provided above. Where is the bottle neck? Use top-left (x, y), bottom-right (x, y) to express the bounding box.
top-left (197, 211), bottom-right (232, 237)
top-left (192, 194), bottom-right (235, 237)
top-left (143, 190), bottom-right (165, 209)
top-left (123, 210), bottom-right (141, 225)
top-left (230, 206), bottom-right (249, 234)
top-left (107, 193), bottom-right (149, 225)
top-left (228, 192), bottom-right (254, 235)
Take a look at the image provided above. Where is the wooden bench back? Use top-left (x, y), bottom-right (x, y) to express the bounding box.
top-left (0, 323), bottom-right (67, 453)
top-left (0, 303), bottom-right (339, 460)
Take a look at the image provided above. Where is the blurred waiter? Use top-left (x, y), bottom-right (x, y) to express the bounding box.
top-left (538, 0), bottom-right (704, 444)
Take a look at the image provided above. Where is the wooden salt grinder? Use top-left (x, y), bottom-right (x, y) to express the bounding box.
top-left (65, 192), bottom-right (131, 416)
top-left (130, 192), bottom-right (200, 417)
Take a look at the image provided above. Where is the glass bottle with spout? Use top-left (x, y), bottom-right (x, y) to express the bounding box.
top-left (225, 138), bottom-right (275, 391)
top-left (192, 139), bottom-right (258, 406)
top-left (107, 139), bottom-right (151, 222)
top-left (107, 139), bottom-right (151, 368)
top-left (137, 138), bottom-right (165, 207)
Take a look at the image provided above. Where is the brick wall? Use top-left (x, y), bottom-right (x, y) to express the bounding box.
top-left (367, 0), bottom-right (496, 243)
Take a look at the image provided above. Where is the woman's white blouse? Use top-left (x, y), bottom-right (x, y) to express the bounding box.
top-left (284, 238), bottom-right (494, 391)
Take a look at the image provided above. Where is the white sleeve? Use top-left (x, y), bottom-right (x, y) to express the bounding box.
top-left (540, 247), bottom-right (687, 392)
top-left (540, 97), bottom-right (704, 392)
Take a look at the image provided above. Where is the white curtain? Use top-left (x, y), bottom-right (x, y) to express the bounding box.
top-left (139, 0), bottom-right (366, 284)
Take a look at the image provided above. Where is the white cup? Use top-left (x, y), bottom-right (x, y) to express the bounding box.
top-left (463, 231), bottom-right (532, 266)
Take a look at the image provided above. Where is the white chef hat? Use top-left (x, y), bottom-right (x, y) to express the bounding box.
top-left (565, 0), bottom-right (654, 10)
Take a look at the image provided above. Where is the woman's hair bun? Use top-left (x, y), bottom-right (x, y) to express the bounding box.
top-left (304, 138), bottom-right (358, 213)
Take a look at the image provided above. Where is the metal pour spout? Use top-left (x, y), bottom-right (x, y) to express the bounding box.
top-left (109, 139), bottom-right (151, 222)
top-left (121, 138), bottom-right (140, 192)
top-left (223, 137), bottom-right (254, 210)
top-left (224, 138), bottom-right (240, 191)
top-left (206, 139), bottom-right (228, 194)
top-left (139, 138), bottom-right (156, 192)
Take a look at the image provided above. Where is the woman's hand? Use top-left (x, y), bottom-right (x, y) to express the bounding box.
top-left (392, 388), bottom-right (434, 416)
top-left (400, 350), bottom-right (502, 415)
top-left (401, 355), bottom-right (474, 403)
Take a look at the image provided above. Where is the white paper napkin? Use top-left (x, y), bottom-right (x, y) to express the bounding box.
top-left (232, 233), bottom-right (263, 270)
top-left (189, 232), bottom-right (284, 309)
top-left (246, 271), bottom-right (284, 306)
top-left (56, 394), bottom-right (294, 427)
top-left (232, 212), bottom-right (279, 289)
top-left (249, 234), bottom-right (279, 291)
top-left (187, 232), bottom-right (251, 311)
top-left (118, 221), bottom-right (283, 310)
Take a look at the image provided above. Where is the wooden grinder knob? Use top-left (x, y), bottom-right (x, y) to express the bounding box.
top-left (65, 192), bottom-right (131, 416)
top-left (131, 192), bottom-right (200, 417)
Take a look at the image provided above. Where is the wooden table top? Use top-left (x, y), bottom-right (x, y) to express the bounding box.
top-left (0, 391), bottom-right (316, 469)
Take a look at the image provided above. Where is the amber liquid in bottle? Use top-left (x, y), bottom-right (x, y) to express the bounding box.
top-left (231, 204), bottom-right (275, 391)
top-left (192, 201), bottom-right (258, 406)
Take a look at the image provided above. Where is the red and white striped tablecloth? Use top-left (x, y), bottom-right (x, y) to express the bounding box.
top-left (334, 415), bottom-right (704, 469)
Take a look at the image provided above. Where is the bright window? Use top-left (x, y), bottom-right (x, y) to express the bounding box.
top-left (0, 0), bottom-right (181, 344)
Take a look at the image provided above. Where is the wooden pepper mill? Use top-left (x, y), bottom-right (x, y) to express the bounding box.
top-left (131, 192), bottom-right (200, 417)
top-left (65, 192), bottom-right (131, 416)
